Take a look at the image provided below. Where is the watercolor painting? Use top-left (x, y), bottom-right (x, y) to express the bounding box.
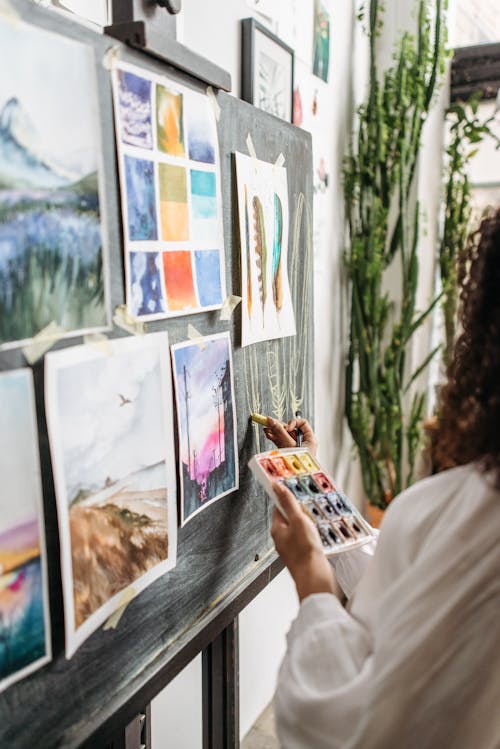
top-left (0, 18), bottom-right (108, 349)
top-left (235, 151), bottom-right (296, 346)
top-left (190, 169), bottom-right (218, 243)
top-left (184, 93), bottom-right (216, 164)
top-left (313, 0), bottom-right (330, 82)
top-left (112, 61), bottom-right (226, 319)
top-left (45, 333), bottom-right (177, 657)
top-left (156, 84), bottom-right (184, 157)
top-left (171, 332), bottom-right (238, 524)
top-left (116, 69), bottom-right (153, 149)
top-left (159, 163), bottom-right (189, 241)
top-left (0, 369), bottom-right (51, 692)
top-left (125, 156), bottom-right (158, 241)
top-left (163, 251), bottom-right (197, 311)
top-left (193, 250), bottom-right (223, 307)
top-left (130, 251), bottom-right (166, 316)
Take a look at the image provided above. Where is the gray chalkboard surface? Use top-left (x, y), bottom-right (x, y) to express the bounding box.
top-left (0, 3), bottom-right (313, 747)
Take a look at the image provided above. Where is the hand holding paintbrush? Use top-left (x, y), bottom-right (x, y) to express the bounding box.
top-left (251, 411), bottom-right (318, 456)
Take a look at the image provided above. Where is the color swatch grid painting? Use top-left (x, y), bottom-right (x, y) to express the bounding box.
top-left (0, 369), bottom-right (51, 692)
top-left (235, 152), bottom-right (296, 346)
top-left (0, 18), bottom-right (109, 350)
top-left (45, 333), bottom-right (177, 657)
top-left (171, 332), bottom-right (238, 525)
top-left (112, 62), bottom-right (226, 320)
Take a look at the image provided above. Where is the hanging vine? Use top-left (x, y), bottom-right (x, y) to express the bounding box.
top-left (344, 0), bottom-right (447, 508)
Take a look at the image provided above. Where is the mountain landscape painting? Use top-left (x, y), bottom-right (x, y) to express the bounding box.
top-left (0, 369), bottom-right (51, 692)
top-left (0, 19), bottom-right (108, 349)
top-left (171, 332), bottom-right (238, 524)
top-left (45, 333), bottom-right (177, 656)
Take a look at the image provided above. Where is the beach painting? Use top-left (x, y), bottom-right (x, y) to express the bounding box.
top-left (234, 151), bottom-right (296, 346)
top-left (0, 369), bottom-right (51, 692)
top-left (112, 61), bottom-right (225, 320)
top-left (171, 332), bottom-right (238, 525)
top-left (0, 18), bottom-right (108, 350)
top-left (45, 333), bottom-right (177, 657)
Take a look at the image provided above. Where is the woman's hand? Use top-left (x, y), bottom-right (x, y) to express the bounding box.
top-left (263, 417), bottom-right (318, 456)
top-left (271, 483), bottom-right (336, 602)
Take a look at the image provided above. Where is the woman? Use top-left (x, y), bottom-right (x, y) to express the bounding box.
top-left (262, 210), bottom-right (500, 748)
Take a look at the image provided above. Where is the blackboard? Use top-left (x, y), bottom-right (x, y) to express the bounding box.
top-left (0, 3), bottom-right (313, 747)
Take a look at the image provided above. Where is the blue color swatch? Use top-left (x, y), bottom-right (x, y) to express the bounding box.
top-left (194, 250), bottom-right (222, 307)
top-left (130, 251), bottom-right (165, 316)
top-left (125, 156), bottom-right (157, 241)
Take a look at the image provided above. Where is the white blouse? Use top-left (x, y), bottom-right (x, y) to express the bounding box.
top-left (274, 464), bottom-right (500, 749)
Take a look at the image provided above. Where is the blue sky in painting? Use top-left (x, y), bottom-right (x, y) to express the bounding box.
top-left (125, 156), bottom-right (157, 241)
top-left (194, 250), bottom-right (222, 307)
top-left (130, 251), bottom-right (165, 316)
top-left (118, 70), bottom-right (152, 150)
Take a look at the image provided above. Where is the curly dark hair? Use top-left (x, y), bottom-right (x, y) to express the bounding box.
top-left (435, 207), bottom-right (500, 485)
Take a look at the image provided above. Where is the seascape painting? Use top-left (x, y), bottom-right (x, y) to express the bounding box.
top-left (0, 18), bottom-right (108, 349)
top-left (172, 332), bottom-right (238, 524)
top-left (112, 61), bottom-right (226, 320)
top-left (45, 333), bottom-right (177, 656)
top-left (234, 151), bottom-right (296, 346)
top-left (0, 369), bottom-right (51, 691)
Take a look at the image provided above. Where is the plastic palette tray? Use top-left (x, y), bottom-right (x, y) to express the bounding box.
top-left (249, 447), bottom-right (375, 555)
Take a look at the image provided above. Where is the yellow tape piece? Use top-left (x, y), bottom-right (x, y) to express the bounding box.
top-left (113, 305), bottom-right (146, 336)
top-left (187, 323), bottom-right (206, 350)
top-left (246, 133), bottom-right (257, 161)
top-left (220, 294), bottom-right (242, 321)
top-left (83, 333), bottom-right (113, 356)
top-left (206, 85), bottom-right (221, 122)
top-left (103, 587), bottom-right (137, 631)
top-left (22, 322), bottom-right (66, 364)
top-left (102, 45), bottom-right (121, 70)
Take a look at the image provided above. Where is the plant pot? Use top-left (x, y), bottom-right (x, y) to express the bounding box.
top-left (364, 503), bottom-right (385, 529)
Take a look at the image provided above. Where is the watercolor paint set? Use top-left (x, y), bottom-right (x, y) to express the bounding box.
top-left (249, 447), bottom-right (375, 555)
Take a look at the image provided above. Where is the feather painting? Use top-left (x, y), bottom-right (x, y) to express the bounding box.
top-left (272, 193), bottom-right (283, 311)
top-left (252, 195), bottom-right (267, 322)
top-left (244, 184), bottom-right (252, 317)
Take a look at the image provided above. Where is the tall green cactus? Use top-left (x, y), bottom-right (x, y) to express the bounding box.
top-left (344, 0), bottom-right (447, 508)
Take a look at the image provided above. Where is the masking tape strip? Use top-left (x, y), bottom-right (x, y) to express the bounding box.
top-left (0, 0), bottom-right (20, 25)
top-left (246, 133), bottom-right (257, 161)
top-left (103, 587), bottom-right (137, 631)
top-left (22, 322), bottom-right (66, 365)
top-left (206, 85), bottom-right (221, 122)
top-left (220, 295), bottom-right (242, 321)
top-left (113, 305), bottom-right (146, 336)
top-left (83, 333), bottom-right (113, 356)
top-left (102, 45), bottom-right (121, 70)
top-left (274, 152), bottom-right (285, 168)
top-left (187, 323), bottom-right (206, 350)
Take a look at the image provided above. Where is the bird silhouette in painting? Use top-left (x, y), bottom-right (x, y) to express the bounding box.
top-left (118, 393), bottom-right (132, 407)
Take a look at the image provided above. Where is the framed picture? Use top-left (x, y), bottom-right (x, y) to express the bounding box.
top-left (241, 18), bottom-right (294, 122)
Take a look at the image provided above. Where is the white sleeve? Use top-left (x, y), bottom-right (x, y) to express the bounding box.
top-left (329, 532), bottom-right (379, 599)
top-left (274, 593), bottom-right (374, 749)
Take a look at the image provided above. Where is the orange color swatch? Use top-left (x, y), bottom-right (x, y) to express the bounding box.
top-left (160, 201), bottom-right (189, 241)
top-left (163, 251), bottom-right (197, 311)
top-left (156, 84), bottom-right (184, 156)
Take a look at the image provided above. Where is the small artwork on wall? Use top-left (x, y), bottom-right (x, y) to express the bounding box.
top-left (0, 369), bottom-right (51, 692)
top-left (312, 0), bottom-right (330, 82)
top-left (45, 333), bottom-right (177, 657)
top-left (112, 61), bottom-right (226, 321)
top-left (234, 151), bottom-right (296, 347)
top-left (241, 18), bottom-right (294, 122)
top-left (171, 332), bottom-right (238, 525)
top-left (0, 17), bottom-right (109, 351)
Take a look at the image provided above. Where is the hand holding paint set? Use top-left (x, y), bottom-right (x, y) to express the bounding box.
top-left (249, 447), bottom-right (376, 554)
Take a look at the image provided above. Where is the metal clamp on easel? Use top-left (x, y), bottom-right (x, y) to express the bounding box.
top-left (104, 0), bottom-right (231, 91)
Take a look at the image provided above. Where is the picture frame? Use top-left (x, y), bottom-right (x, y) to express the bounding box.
top-left (241, 18), bottom-right (294, 123)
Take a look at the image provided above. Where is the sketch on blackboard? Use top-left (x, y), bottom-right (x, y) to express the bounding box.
top-left (0, 18), bottom-right (108, 350)
top-left (171, 332), bottom-right (238, 525)
top-left (0, 369), bottom-right (51, 692)
top-left (235, 151), bottom-right (296, 346)
top-left (45, 333), bottom-right (177, 657)
top-left (112, 61), bottom-right (226, 321)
